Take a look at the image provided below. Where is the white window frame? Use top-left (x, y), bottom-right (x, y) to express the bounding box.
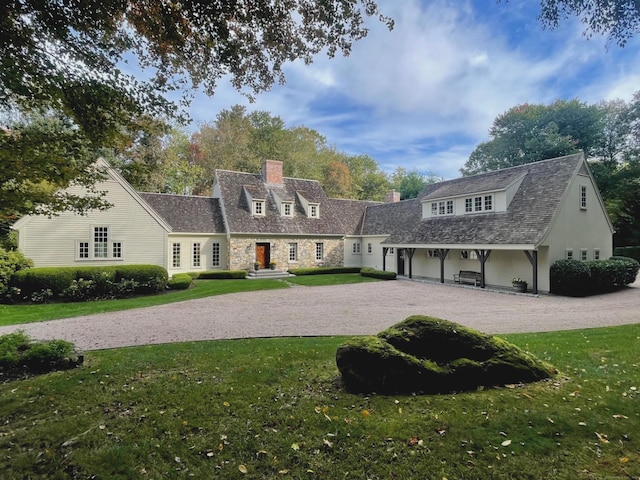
top-left (172, 242), bottom-right (181, 268)
top-left (580, 185), bottom-right (587, 209)
top-left (389, 247), bottom-right (395, 254)
top-left (460, 250), bottom-right (478, 260)
top-left (464, 194), bottom-right (494, 214)
top-left (484, 195), bottom-right (493, 211)
top-left (594, 248), bottom-right (600, 260)
top-left (580, 248), bottom-right (588, 261)
top-left (352, 242), bottom-right (361, 254)
top-left (282, 202), bottom-right (293, 217)
top-left (93, 226), bottom-right (109, 258)
top-left (309, 204), bottom-right (319, 218)
top-left (77, 241), bottom-right (89, 260)
top-left (431, 202), bottom-right (438, 215)
top-left (465, 198), bottom-right (473, 213)
top-left (253, 200), bottom-right (266, 216)
top-left (112, 241), bottom-right (123, 259)
top-left (566, 249), bottom-right (574, 260)
top-left (315, 242), bottom-right (324, 261)
top-left (367, 243), bottom-right (373, 254)
top-left (288, 242), bottom-right (298, 262)
top-left (192, 242), bottom-right (201, 268)
top-left (212, 242), bottom-right (221, 267)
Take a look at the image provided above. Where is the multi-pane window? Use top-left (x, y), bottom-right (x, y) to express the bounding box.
top-left (253, 201), bottom-right (265, 216)
top-left (367, 243), bottom-right (373, 254)
top-left (594, 249), bottom-right (600, 260)
top-left (283, 203), bottom-right (292, 217)
top-left (212, 242), bottom-right (220, 267)
top-left (112, 242), bottom-right (122, 259)
top-left (315, 242), bottom-right (324, 261)
top-left (389, 247), bottom-right (395, 254)
top-left (78, 242), bottom-right (89, 259)
top-left (193, 242), bottom-right (201, 267)
top-left (432, 200), bottom-right (454, 216)
top-left (580, 249), bottom-right (588, 261)
top-left (309, 204), bottom-right (319, 218)
top-left (460, 250), bottom-right (478, 260)
top-left (464, 195), bottom-right (493, 213)
top-left (94, 227), bottom-right (108, 258)
top-left (580, 185), bottom-right (587, 209)
top-left (172, 243), bottom-right (181, 268)
top-left (352, 242), bottom-right (361, 254)
top-left (288, 243), bottom-right (298, 262)
top-left (566, 249), bottom-right (573, 260)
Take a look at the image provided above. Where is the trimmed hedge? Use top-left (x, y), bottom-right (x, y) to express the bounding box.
top-left (197, 270), bottom-right (247, 279)
top-left (168, 273), bottom-right (193, 290)
top-left (360, 267), bottom-right (397, 280)
top-left (550, 257), bottom-right (639, 296)
top-left (288, 266), bottom-right (361, 276)
top-left (9, 264), bottom-right (168, 302)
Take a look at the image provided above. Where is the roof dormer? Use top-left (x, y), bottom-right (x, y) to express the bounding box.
top-left (296, 191), bottom-right (320, 218)
top-left (243, 186), bottom-right (266, 217)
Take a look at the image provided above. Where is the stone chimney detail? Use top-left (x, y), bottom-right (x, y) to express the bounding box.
top-left (263, 159), bottom-right (283, 185)
top-left (386, 190), bottom-right (401, 203)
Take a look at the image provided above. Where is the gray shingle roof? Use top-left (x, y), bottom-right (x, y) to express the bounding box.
top-left (215, 170), bottom-right (378, 235)
top-left (363, 153), bottom-right (585, 246)
top-left (139, 193), bottom-right (226, 233)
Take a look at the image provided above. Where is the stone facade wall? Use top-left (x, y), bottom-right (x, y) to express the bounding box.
top-left (229, 237), bottom-right (345, 270)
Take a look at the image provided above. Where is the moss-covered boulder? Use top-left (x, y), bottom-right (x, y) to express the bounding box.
top-left (336, 315), bottom-right (555, 394)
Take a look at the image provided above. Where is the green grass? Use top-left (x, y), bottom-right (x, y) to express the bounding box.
top-left (1, 324), bottom-right (639, 479)
top-left (0, 274), bottom-right (377, 326)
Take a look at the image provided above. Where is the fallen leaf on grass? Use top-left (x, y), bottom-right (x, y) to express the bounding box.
top-left (501, 440), bottom-right (512, 447)
top-left (613, 414), bottom-right (629, 419)
top-left (238, 464), bottom-right (248, 474)
top-left (291, 443), bottom-right (300, 451)
top-left (595, 432), bottom-right (609, 444)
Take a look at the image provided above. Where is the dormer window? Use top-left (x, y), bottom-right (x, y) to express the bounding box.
top-left (464, 194), bottom-right (493, 214)
top-left (253, 200), bottom-right (265, 216)
top-left (309, 204), bottom-right (319, 218)
top-left (431, 200), bottom-right (454, 216)
top-left (282, 202), bottom-right (293, 217)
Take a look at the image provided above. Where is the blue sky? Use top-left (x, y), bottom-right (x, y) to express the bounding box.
top-left (182, 1), bottom-right (640, 179)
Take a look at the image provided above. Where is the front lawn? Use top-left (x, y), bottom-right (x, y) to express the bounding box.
top-left (1, 323), bottom-right (639, 479)
top-left (0, 274), bottom-right (377, 326)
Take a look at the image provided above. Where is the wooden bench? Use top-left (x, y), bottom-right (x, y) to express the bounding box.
top-left (453, 270), bottom-right (482, 286)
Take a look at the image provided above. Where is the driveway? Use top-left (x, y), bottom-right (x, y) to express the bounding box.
top-left (1, 278), bottom-right (639, 351)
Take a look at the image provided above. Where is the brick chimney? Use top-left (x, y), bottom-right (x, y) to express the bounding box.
top-left (386, 190), bottom-right (401, 203)
top-left (262, 160), bottom-right (283, 184)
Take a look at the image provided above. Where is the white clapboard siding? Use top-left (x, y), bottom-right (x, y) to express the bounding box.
top-left (15, 173), bottom-right (169, 269)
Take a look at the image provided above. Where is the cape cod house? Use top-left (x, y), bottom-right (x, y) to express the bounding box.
top-left (12, 153), bottom-right (614, 293)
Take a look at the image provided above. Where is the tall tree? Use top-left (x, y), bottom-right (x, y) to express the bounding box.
top-left (537, 0), bottom-right (640, 46)
top-left (0, 112), bottom-right (110, 222)
top-left (461, 100), bottom-right (602, 175)
top-left (1, 1), bottom-right (392, 147)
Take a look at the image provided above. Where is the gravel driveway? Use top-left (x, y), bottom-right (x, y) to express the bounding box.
top-left (1, 278), bottom-right (639, 351)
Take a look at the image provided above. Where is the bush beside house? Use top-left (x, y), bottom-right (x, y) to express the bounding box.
top-left (7, 265), bottom-right (168, 303)
top-left (0, 247), bottom-right (33, 300)
top-left (550, 257), bottom-right (640, 296)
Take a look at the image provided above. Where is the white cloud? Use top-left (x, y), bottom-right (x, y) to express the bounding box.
top-left (182, 0), bottom-right (640, 179)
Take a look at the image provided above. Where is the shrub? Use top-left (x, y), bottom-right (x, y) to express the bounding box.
top-left (288, 266), bottom-right (361, 276)
top-left (0, 331), bottom-right (82, 378)
top-left (9, 265), bottom-right (169, 302)
top-left (551, 257), bottom-right (639, 297)
top-left (550, 259), bottom-right (591, 296)
top-left (11, 267), bottom-right (77, 299)
top-left (0, 247), bottom-right (33, 299)
top-left (197, 270), bottom-right (247, 279)
top-left (360, 267), bottom-right (396, 280)
top-left (168, 273), bottom-right (193, 290)
top-left (114, 265), bottom-right (168, 293)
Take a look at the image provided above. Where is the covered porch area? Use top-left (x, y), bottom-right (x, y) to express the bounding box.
top-left (381, 243), bottom-right (545, 294)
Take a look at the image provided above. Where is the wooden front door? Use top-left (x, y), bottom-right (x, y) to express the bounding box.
top-left (255, 243), bottom-right (269, 269)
